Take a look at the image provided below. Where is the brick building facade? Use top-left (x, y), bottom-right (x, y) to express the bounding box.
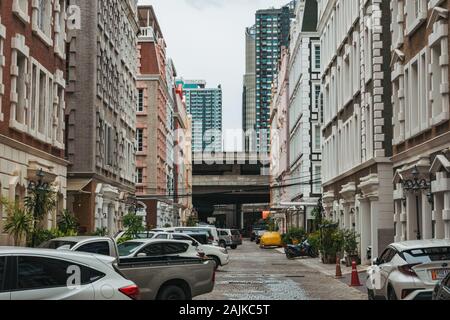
top-left (0, 0), bottom-right (69, 245)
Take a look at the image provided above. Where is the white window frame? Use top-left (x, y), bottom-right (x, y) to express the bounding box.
top-left (312, 42), bottom-right (321, 73)
top-left (29, 58), bottom-right (54, 144)
top-left (53, 69), bottom-right (66, 149)
top-left (54, 0), bottom-right (67, 59)
top-left (32, 0), bottom-right (53, 47)
top-left (12, 0), bottom-right (30, 24)
top-left (0, 19), bottom-right (5, 122)
top-left (10, 35), bottom-right (30, 133)
top-left (313, 124), bottom-right (321, 153)
top-left (136, 128), bottom-right (144, 152)
top-left (405, 0), bottom-right (427, 36)
top-left (313, 164), bottom-right (322, 194)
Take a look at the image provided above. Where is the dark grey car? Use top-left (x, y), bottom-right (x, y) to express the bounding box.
top-left (433, 272), bottom-right (450, 300)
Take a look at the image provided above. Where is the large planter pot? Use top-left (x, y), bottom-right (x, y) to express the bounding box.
top-left (321, 254), bottom-right (337, 264)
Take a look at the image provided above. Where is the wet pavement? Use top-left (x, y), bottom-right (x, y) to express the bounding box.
top-left (197, 240), bottom-right (368, 300)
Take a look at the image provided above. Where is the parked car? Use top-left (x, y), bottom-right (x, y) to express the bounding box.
top-left (39, 236), bottom-right (119, 258)
top-left (155, 227), bottom-right (220, 246)
top-left (251, 224), bottom-right (267, 242)
top-left (152, 232), bottom-right (229, 269)
top-left (117, 239), bottom-right (200, 259)
top-left (218, 229), bottom-right (242, 249)
top-left (255, 229), bottom-right (267, 244)
top-left (433, 272), bottom-right (450, 300)
top-left (40, 236), bottom-right (215, 300)
top-left (260, 232), bottom-right (283, 248)
top-left (367, 240), bottom-right (450, 300)
top-left (0, 247), bottom-right (139, 300)
top-left (114, 231), bottom-right (156, 242)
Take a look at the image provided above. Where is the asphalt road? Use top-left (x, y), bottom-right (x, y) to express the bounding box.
top-left (197, 240), bottom-right (367, 300)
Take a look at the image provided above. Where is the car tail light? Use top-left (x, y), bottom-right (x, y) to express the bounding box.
top-left (208, 236), bottom-right (214, 243)
top-left (398, 264), bottom-right (419, 277)
top-left (119, 284), bottom-right (140, 300)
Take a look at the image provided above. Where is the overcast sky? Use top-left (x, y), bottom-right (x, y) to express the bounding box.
top-left (138, 0), bottom-right (289, 151)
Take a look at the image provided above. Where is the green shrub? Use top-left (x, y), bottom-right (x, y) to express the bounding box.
top-left (343, 229), bottom-right (359, 256)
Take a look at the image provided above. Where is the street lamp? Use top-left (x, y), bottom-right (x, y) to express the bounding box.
top-left (27, 169), bottom-right (52, 247)
top-left (401, 165), bottom-right (433, 240)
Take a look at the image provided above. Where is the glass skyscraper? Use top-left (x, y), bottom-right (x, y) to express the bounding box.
top-left (254, 1), bottom-right (296, 152)
top-left (177, 79), bottom-right (223, 153)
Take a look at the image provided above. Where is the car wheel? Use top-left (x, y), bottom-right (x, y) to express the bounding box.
top-left (209, 256), bottom-right (221, 270)
top-left (388, 286), bottom-right (398, 300)
top-left (231, 245), bottom-right (237, 250)
top-left (219, 241), bottom-right (226, 248)
top-left (367, 289), bottom-right (375, 300)
top-left (157, 285), bottom-right (187, 300)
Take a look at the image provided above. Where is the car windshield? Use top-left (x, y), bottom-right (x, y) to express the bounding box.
top-left (39, 240), bottom-right (77, 250)
top-left (118, 242), bottom-right (145, 256)
top-left (402, 247), bottom-right (450, 264)
top-left (135, 232), bottom-right (155, 239)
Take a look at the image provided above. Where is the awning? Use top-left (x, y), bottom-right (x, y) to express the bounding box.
top-left (67, 179), bottom-right (92, 193)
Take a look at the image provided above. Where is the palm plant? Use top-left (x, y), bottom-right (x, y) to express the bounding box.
top-left (57, 210), bottom-right (79, 234)
top-left (1, 198), bottom-right (32, 246)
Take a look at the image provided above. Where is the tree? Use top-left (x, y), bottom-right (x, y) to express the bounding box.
top-left (123, 213), bottom-right (145, 238)
top-left (186, 215), bottom-right (198, 227)
top-left (1, 198), bottom-right (32, 246)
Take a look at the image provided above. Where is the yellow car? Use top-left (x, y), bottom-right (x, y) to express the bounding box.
top-left (260, 232), bottom-right (283, 248)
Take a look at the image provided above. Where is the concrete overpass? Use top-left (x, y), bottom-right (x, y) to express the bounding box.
top-left (192, 152), bottom-right (270, 228)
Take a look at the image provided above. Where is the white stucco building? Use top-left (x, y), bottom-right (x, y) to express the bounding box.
top-left (318, 0), bottom-right (394, 264)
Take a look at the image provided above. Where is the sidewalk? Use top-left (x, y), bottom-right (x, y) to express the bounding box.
top-left (275, 248), bottom-right (370, 294)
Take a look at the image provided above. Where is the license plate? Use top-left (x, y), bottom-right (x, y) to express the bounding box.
top-left (431, 268), bottom-right (450, 281)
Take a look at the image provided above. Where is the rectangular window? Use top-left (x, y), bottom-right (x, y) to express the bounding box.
top-left (314, 125), bottom-right (321, 151)
top-left (137, 89), bottom-right (144, 112)
top-left (136, 168), bottom-right (143, 184)
top-left (313, 165), bottom-right (322, 194)
top-left (136, 128), bottom-right (144, 152)
top-left (314, 45), bottom-right (321, 70)
top-left (16, 52), bottom-right (28, 124)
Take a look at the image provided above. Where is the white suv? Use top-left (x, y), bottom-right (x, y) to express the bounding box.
top-left (0, 247), bottom-right (139, 300)
top-left (367, 240), bottom-right (450, 300)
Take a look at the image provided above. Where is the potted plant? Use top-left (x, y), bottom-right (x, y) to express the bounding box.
top-left (318, 221), bottom-right (344, 264)
top-left (343, 229), bottom-right (360, 266)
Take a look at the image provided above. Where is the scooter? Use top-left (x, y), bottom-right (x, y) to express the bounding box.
top-left (284, 239), bottom-right (318, 259)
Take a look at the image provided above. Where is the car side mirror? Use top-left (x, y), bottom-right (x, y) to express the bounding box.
top-left (373, 258), bottom-right (380, 265)
top-left (192, 241), bottom-right (198, 247)
top-left (137, 253), bottom-right (147, 258)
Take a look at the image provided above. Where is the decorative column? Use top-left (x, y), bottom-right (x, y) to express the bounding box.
top-left (444, 191), bottom-right (450, 240)
top-left (433, 193), bottom-right (444, 239)
top-left (359, 198), bottom-right (371, 265)
top-left (421, 191), bottom-right (433, 240)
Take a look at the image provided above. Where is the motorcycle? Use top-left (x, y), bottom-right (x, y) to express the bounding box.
top-left (284, 239), bottom-right (318, 259)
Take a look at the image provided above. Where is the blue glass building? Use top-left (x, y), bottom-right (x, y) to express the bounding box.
top-left (177, 79), bottom-right (223, 153)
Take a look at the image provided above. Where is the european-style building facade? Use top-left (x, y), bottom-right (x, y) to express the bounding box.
top-left (0, 0), bottom-right (69, 245)
top-left (65, 0), bottom-right (139, 235)
top-left (287, 0), bottom-right (322, 231)
top-left (136, 6), bottom-right (180, 229)
top-left (270, 48), bottom-right (290, 233)
top-left (391, 0), bottom-right (450, 241)
top-left (318, 0), bottom-right (394, 263)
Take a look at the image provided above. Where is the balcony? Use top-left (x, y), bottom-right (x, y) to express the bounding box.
top-left (139, 27), bottom-right (155, 41)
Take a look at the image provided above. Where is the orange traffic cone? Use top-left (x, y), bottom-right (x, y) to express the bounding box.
top-left (349, 260), bottom-right (362, 287)
top-left (335, 257), bottom-right (343, 279)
